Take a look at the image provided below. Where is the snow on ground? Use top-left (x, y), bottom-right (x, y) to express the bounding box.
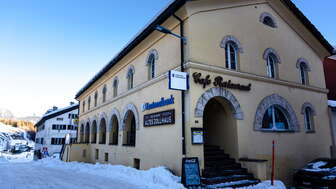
top-left (0, 156), bottom-right (185, 189)
top-left (0, 151), bottom-right (285, 189)
top-left (237, 181), bottom-right (286, 189)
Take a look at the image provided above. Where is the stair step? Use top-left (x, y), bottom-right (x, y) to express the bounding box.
top-left (205, 154), bottom-right (230, 160)
top-left (205, 156), bottom-right (234, 163)
top-left (204, 145), bottom-right (220, 150)
top-left (204, 179), bottom-right (260, 189)
top-left (202, 174), bottom-right (254, 185)
top-left (203, 168), bottom-right (248, 178)
top-left (205, 162), bottom-right (241, 169)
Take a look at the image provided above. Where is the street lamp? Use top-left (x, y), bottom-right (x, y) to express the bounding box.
top-left (155, 25), bottom-right (187, 44)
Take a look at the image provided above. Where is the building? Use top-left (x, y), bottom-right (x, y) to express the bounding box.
top-left (67, 0), bottom-right (335, 186)
top-left (35, 103), bottom-right (79, 156)
top-left (324, 55), bottom-right (336, 100)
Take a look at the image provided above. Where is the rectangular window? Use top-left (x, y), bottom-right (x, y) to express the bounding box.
top-left (56, 117), bottom-right (63, 121)
top-left (104, 153), bottom-right (108, 162)
top-left (95, 149), bottom-right (99, 160)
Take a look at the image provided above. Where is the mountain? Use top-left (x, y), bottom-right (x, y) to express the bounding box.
top-left (0, 109), bottom-right (14, 119)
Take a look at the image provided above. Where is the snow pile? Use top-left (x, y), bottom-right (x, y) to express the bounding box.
top-left (329, 100), bottom-right (336, 108)
top-left (304, 161), bottom-right (336, 172)
top-left (34, 158), bottom-right (184, 189)
top-left (0, 151), bottom-right (34, 163)
top-left (237, 181), bottom-right (286, 189)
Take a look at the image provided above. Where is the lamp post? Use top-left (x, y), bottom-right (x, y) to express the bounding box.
top-left (155, 26), bottom-right (187, 44)
top-left (155, 21), bottom-right (187, 156)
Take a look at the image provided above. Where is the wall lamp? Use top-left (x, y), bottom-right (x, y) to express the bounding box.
top-left (155, 25), bottom-right (187, 44)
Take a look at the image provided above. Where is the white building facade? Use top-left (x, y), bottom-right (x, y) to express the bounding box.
top-left (35, 104), bottom-right (79, 156)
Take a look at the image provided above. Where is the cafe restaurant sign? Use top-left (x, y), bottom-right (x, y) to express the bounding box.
top-left (192, 72), bottom-right (251, 91)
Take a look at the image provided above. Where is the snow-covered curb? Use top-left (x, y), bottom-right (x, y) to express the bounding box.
top-left (33, 158), bottom-right (185, 189)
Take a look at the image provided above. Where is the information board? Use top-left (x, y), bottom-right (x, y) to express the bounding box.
top-left (169, 70), bottom-right (189, 91)
top-left (143, 109), bottom-right (175, 127)
top-left (182, 157), bottom-right (201, 187)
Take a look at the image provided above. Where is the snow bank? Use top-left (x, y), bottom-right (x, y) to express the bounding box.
top-left (0, 151), bottom-right (34, 163)
top-left (237, 181), bottom-right (286, 189)
top-left (34, 158), bottom-right (185, 189)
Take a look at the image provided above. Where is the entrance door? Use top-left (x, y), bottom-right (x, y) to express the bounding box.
top-left (203, 97), bottom-right (238, 160)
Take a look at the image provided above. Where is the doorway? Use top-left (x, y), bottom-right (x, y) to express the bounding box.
top-left (203, 97), bottom-right (238, 160)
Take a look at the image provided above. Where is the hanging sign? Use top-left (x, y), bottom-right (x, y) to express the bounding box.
top-left (182, 157), bottom-right (202, 187)
top-left (192, 72), bottom-right (251, 91)
top-left (142, 95), bottom-right (175, 111)
top-left (144, 109), bottom-right (175, 127)
top-left (169, 70), bottom-right (189, 91)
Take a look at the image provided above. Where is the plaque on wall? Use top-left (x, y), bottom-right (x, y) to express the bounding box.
top-left (144, 109), bottom-right (175, 127)
top-left (191, 128), bottom-right (204, 145)
top-left (182, 157), bottom-right (201, 187)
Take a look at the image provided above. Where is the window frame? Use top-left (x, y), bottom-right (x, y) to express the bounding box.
top-left (261, 105), bottom-right (290, 131)
top-left (225, 41), bottom-right (238, 70)
top-left (260, 12), bottom-right (277, 28)
top-left (147, 53), bottom-right (156, 80)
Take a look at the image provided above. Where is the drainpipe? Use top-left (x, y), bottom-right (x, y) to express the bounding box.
top-left (173, 14), bottom-right (186, 156)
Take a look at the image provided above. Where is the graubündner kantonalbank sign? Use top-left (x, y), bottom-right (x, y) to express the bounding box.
top-left (142, 95), bottom-right (175, 111)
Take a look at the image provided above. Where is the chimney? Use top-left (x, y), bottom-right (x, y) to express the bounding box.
top-left (70, 102), bottom-right (75, 105)
top-left (53, 106), bottom-right (58, 111)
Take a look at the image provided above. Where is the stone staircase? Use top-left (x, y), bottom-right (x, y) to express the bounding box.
top-left (202, 145), bottom-right (260, 188)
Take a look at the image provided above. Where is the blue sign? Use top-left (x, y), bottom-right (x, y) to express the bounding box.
top-left (142, 95), bottom-right (175, 111)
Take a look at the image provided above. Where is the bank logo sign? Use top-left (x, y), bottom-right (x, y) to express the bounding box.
top-left (142, 95), bottom-right (175, 111)
top-left (169, 70), bottom-right (189, 91)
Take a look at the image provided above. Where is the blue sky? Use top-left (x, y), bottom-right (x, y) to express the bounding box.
top-left (0, 0), bottom-right (334, 117)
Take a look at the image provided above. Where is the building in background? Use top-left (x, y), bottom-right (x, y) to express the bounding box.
top-left (35, 103), bottom-right (79, 157)
top-left (325, 53), bottom-right (336, 157)
top-left (324, 55), bottom-right (336, 100)
top-left (67, 0), bottom-right (334, 187)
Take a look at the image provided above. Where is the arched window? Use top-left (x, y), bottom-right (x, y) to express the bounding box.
top-left (88, 97), bottom-right (91, 110)
top-left (147, 53), bottom-right (155, 80)
top-left (123, 110), bottom-right (136, 146)
top-left (301, 103), bottom-right (315, 132)
top-left (82, 101), bottom-right (85, 113)
top-left (102, 85), bottom-right (107, 103)
top-left (127, 66), bottom-right (135, 90)
top-left (85, 122), bottom-right (90, 143)
top-left (220, 36), bottom-right (243, 71)
top-left (94, 92), bottom-right (98, 107)
top-left (266, 54), bottom-right (277, 78)
top-left (262, 105), bottom-right (289, 130)
top-left (263, 48), bottom-right (280, 79)
top-left (113, 78), bottom-right (118, 98)
top-left (109, 115), bottom-right (119, 145)
top-left (99, 118), bottom-right (107, 144)
top-left (254, 94), bottom-right (299, 132)
top-left (296, 59), bottom-right (310, 85)
top-left (304, 107), bottom-right (314, 132)
top-left (260, 12), bottom-right (277, 28)
top-left (91, 120), bottom-right (97, 143)
top-left (225, 41), bottom-right (238, 70)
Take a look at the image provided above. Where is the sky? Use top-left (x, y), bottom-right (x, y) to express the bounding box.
top-left (0, 0), bottom-right (335, 117)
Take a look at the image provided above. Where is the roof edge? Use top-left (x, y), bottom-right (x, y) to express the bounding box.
top-left (75, 0), bottom-right (334, 99)
top-left (75, 0), bottom-right (185, 99)
top-left (35, 105), bottom-right (79, 127)
top-left (281, 0), bottom-right (334, 55)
